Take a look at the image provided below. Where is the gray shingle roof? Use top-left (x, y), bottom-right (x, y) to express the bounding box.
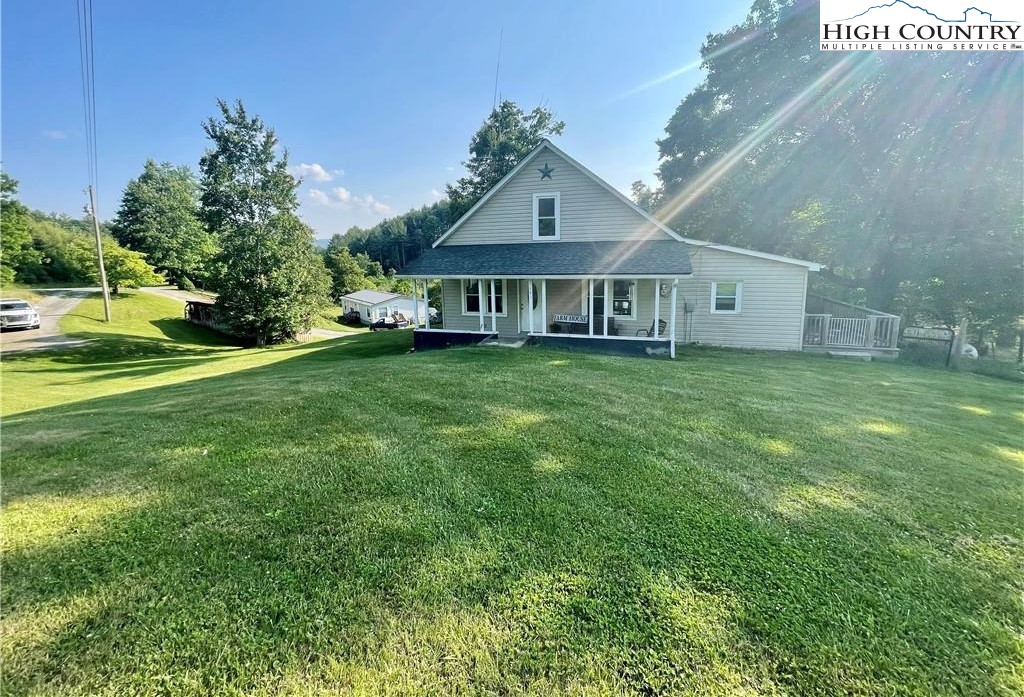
top-left (340, 289), bottom-right (403, 305)
top-left (397, 241), bottom-right (692, 277)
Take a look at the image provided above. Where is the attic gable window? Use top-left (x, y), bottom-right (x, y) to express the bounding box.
top-left (533, 193), bottom-right (560, 241)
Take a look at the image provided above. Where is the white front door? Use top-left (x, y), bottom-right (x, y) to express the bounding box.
top-left (519, 280), bottom-right (543, 333)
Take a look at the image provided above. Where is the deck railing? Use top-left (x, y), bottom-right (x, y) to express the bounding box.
top-left (804, 314), bottom-right (900, 349)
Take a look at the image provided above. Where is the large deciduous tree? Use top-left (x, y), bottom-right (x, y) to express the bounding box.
top-left (445, 100), bottom-right (565, 220)
top-left (199, 100), bottom-right (330, 346)
top-left (111, 160), bottom-right (216, 287)
top-left (0, 174), bottom-right (42, 285)
top-left (103, 244), bottom-right (164, 294)
top-left (322, 235), bottom-right (386, 300)
top-left (653, 0), bottom-right (1022, 338)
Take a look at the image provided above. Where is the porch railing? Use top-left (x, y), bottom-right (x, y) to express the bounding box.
top-left (803, 314), bottom-right (900, 349)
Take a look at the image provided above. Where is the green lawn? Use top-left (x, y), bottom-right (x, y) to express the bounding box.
top-left (2, 293), bottom-right (1021, 696)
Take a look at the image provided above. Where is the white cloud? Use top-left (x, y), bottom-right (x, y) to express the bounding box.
top-left (42, 130), bottom-right (68, 140)
top-left (359, 194), bottom-right (392, 215)
top-left (308, 187), bottom-right (392, 215)
top-left (430, 188), bottom-right (444, 200)
top-left (291, 163), bottom-right (335, 182)
top-left (308, 188), bottom-right (332, 205)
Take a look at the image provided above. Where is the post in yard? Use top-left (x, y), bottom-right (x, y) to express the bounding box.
top-left (88, 185), bottom-right (112, 322)
top-left (950, 317), bottom-right (969, 370)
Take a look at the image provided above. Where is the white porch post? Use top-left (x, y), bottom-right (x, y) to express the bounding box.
top-left (528, 280), bottom-right (535, 334)
top-left (410, 280), bottom-right (419, 327)
top-left (653, 278), bottom-right (661, 340)
top-left (541, 279), bottom-right (547, 334)
top-left (669, 278), bottom-right (678, 359)
top-left (588, 279), bottom-right (594, 336)
top-left (603, 279), bottom-right (610, 336)
top-left (422, 279), bottom-right (430, 331)
top-left (478, 278), bottom-right (485, 332)
top-left (489, 279), bottom-right (497, 333)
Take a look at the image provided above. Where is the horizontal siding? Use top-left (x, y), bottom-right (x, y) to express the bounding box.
top-left (444, 145), bottom-right (672, 246)
top-left (679, 247), bottom-right (807, 351)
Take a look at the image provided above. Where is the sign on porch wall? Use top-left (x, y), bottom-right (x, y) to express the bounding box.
top-left (552, 314), bottom-right (588, 323)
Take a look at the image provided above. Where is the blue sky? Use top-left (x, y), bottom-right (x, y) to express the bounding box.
top-left (2, 0), bottom-right (751, 239)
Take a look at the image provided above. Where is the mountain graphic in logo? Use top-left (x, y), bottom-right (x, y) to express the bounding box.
top-left (835, 1), bottom-right (1017, 23)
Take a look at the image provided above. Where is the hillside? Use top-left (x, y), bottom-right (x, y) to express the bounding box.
top-left (1, 293), bottom-right (1021, 695)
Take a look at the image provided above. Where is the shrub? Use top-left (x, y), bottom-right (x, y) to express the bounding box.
top-left (964, 359), bottom-right (1024, 383)
top-left (899, 340), bottom-right (951, 367)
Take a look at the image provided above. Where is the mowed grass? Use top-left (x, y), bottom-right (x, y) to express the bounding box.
top-left (1, 293), bottom-right (1021, 696)
top-left (1, 291), bottom-right (376, 415)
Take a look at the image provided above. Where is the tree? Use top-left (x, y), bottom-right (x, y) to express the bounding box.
top-left (445, 100), bottom-right (565, 220)
top-left (103, 243), bottom-right (164, 294)
top-left (112, 160), bottom-right (216, 287)
top-left (199, 100), bottom-right (331, 345)
top-left (630, 181), bottom-right (656, 212)
top-left (653, 0), bottom-right (1022, 330)
top-left (323, 235), bottom-right (378, 300)
top-left (0, 174), bottom-right (42, 285)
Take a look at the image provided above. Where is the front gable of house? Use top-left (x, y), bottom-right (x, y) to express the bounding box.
top-left (439, 142), bottom-right (678, 246)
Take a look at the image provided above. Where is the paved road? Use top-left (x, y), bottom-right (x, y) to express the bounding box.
top-left (139, 286), bottom-right (350, 339)
top-left (138, 284), bottom-right (213, 305)
top-left (0, 288), bottom-right (98, 353)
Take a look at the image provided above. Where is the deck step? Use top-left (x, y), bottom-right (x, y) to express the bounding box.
top-left (827, 350), bottom-right (874, 361)
top-left (480, 336), bottom-right (527, 348)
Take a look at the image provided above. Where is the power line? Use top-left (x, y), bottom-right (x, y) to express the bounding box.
top-left (75, 0), bottom-right (111, 321)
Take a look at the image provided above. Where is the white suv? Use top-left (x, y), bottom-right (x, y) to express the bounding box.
top-left (0, 298), bottom-right (41, 330)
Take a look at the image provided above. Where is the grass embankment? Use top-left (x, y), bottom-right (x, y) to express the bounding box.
top-left (1, 291), bottom-right (374, 414)
top-left (2, 292), bottom-right (1021, 696)
top-left (0, 284), bottom-right (47, 304)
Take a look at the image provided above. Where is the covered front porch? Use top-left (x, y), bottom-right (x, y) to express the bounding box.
top-left (397, 239), bottom-right (694, 358)
top-left (406, 276), bottom-right (686, 358)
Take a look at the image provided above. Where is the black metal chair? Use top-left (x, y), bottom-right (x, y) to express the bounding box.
top-left (636, 319), bottom-right (668, 337)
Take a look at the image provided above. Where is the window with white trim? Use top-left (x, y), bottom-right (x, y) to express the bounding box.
top-left (591, 282), bottom-right (605, 316)
top-left (533, 193), bottom-right (560, 240)
top-left (463, 280), bottom-right (505, 315)
top-left (612, 280), bottom-right (635, 319)
top-left (711, 281), bottom-right (742, 313)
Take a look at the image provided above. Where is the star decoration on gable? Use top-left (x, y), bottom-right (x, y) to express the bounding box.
top-left (538, 163), bottom-right (555, 180)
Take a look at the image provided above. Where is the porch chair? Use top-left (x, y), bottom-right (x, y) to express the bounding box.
top-left (636, 318), bottom-right (668, 337)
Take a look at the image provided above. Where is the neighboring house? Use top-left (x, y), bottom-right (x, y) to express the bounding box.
top-left (398, 139), bottom-right (898, 358)
top-left (339, 290), bottom-right (431, 325)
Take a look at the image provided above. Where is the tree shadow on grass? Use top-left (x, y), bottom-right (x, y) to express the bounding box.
top-left (2, 344), bottom-right (1021, 695)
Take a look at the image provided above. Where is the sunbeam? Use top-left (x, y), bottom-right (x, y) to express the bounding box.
top-left (614, 29), bottom-right (764, 101)
top-left (655, 51), bottom-right (879, 225)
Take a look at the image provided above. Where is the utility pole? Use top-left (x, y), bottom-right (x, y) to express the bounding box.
top-left (88, 185), bottom-right (112, 322)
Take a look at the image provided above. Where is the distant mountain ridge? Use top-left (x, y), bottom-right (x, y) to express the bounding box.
top-left (835, 1), bottom-right (1017, 23)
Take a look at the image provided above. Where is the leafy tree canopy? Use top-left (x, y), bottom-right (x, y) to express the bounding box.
top-left (111, 160), bottom-right (216, 287)
top-left (652, 0), bottom-right (1022, 338)
top-left (0, 173), bottom-right (41, 285)
top-left (199, 100), bottom-right (331, 345)
top-left (446, 100), bottom-right (565, 221)
top-left (103, 244), bottom-right (165, 294)
top-left (340, 100), bottom-right (565, 276)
